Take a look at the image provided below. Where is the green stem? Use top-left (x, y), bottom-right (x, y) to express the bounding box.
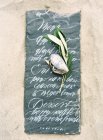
top-left (59, 74), bottom-right (67, 92)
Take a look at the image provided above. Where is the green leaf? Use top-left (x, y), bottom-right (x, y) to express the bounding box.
top-left (58, 31), bottom-right (68, 56)
top-left (53, 27), bottom-right (68, 62)
top-left (60, 44), bottom-right (67, 64)
top-left (67, 53), bottom-right (72, 67)
top-left (46, 34), bottom-right (62, 46)
top-left (46, 34), bottom-right (67, 63)
top-left (54, 29), bottom-right (59, 38)
top-left (65, 53), bottom-right (72, 79)
top-left (55, 27), bottom-right (66, 40)
top-left (44, 27), bottom-right (73, 92)
top-left (43, 35), bottom-right (52, 43)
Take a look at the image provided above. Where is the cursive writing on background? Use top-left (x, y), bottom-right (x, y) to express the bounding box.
top-left (25, 10), bottom-right (80, 133)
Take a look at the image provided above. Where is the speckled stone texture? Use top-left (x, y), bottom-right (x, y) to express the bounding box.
top-left (24, 10), bottom-right (80, 134)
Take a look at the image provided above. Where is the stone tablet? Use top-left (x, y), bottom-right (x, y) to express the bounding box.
top-left (24, 10), bottom-right (81, 134)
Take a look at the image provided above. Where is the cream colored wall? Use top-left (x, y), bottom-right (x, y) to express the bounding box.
top-left (0, 0), bottom-right (103, 140)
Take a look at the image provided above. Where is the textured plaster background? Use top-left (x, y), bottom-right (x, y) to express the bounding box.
top-left (0, 0), bottom-right (103, 140)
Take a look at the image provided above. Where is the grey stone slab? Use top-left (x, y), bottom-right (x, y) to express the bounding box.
top-left (24, 10), bottom-right (81, 134)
